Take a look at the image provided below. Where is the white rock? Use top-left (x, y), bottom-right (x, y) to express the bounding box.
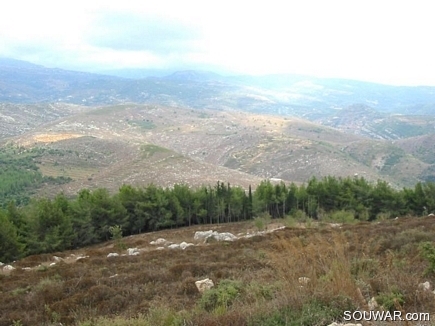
top-left (194, 230), bottom-right (214, 240)
top-left (368, 296), bottom-right (378, 310)
top-left (127, 248), bottom-right (140, 255)
top-left (216, 232), bottom-right (237, 241)
top-left (419, 281), bottom-right (431, 291)
top-left (298, 277), bottom-right (310, 285)
top-left (53, 256), bottom-right (62, 262)
top-left (22, 267), bottom-right (32, 271)
top-left (0, 262), bottom-right (4, 266)
top-left (76, 255), bottom-right (89, 261)
top-left (49, 262), bottom-right (56, 266)
top-left (109, 274), bottom-right (118, 278)
top-left (195, 278), bottom-right (215, 293)
top-left (180, 242), bottom-right (194, 250)
top-left (168, 244), bottom-right (180, 249)
top-left (107, 253), bottom-right (119, 258)
top-left (150, 238), bottom-right (167, 245)
top-left (156, 247), bottom-right (165, 250)
top-left (3, 265), bottom-right (15, 271)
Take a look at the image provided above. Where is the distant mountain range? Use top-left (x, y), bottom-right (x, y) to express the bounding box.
top-left (1, 57), bottom-right (434, 114)
top-left (1, 57), bottom-right (435, 195)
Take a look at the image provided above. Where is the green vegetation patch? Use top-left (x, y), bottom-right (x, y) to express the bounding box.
top-left (129, 119), bottom-right (156, 130)
top-left (0, 145), bottom-right (71, 206)
top-left (140, 144), bottom-right (171, 158)
top-left (86, 105), bottom-right (129, 115)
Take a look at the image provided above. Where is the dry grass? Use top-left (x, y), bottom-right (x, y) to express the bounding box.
top-left (2, 217), bottom-right (435, 325)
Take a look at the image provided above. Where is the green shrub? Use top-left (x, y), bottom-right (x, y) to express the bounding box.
top-left (249, 297), bottom-right (354, 326)
top-left (326, 210), bottom-right (356, 224)
top-left (292, 210), bottom-right (308, 223)
top-left (419, 241), bottom-right (435, 276)
top-left (376, 289), bottom-right (404, 312)
top-left (198, 279), bottom-right (243, 313)
top-left (109, 225), bottom-right (126, 250)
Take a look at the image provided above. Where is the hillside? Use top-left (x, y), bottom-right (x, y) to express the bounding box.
top-left (1, 58), bottom-right (435, 142)
top-left (0, 103), bottom-right (433, 204)
top-left (1, 217), bottom-right (435, 325)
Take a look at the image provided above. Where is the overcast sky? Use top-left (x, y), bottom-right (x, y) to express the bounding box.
top-left (1, 0), bottom-right (434, 86)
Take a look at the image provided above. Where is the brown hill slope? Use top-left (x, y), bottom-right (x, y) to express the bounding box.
top-left (1, 217), bottom-right (435, 325)
top-left (4, 103), bottom-right (433, 198)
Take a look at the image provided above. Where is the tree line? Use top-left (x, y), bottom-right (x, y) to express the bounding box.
top-left (1, 177), bottom-right (435, 263)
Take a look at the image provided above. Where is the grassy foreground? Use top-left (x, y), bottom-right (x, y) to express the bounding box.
top-left (1, 217), bottom-right (435, 325)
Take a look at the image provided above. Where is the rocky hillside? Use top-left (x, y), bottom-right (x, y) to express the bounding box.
top-left (1, 103), bottom-right (433, 201)
top-left (1, 217), bottom-right (435, 325)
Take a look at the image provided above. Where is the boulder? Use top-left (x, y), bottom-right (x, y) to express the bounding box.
top-left (368, 296), bottom-right (378, 310)
top-left (3, 265), bottom-right (15, 271)
top-left (195, 230), bottom-right (237, 242)
top-left (150, 238), bottom-right (168, 245)
top-left (75, 255), bottom-right (89, 261)
top-left (195, 278), bottom-right (215, 293)
top-left (194, 230), bottom-right (214, 241)
top-left (216, 232), bottom-right (237, 241)
top-left (298, 277), bottom-right (310, 285)
top-left (419, 281), bottom-right (431, 291)
top-left (107, 253), bottom-right (119, 258)
top-left (180, 242), bottom-right (194, 250)
top-left (127, 248), bottom-right (140, 256)
top-left (168, 244), bottom-right (180, 249)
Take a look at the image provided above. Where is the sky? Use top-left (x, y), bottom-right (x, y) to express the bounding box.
top-left (1, 0), bottom-right (434, 86)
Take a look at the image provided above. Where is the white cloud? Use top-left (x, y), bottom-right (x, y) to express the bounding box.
top-left (1, 0), bottom-right (434, 85)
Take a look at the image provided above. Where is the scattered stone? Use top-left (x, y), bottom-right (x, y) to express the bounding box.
top-left (107, 253), bottom-right (119, 258)
top-left (298, 277), bottom-right (310, 285)
top-left (22, 267), bottom-right (32, 271)
top-left (194, 230), bottom-right (214, 241)
top-left (156, 247), bottom-right (165, 250)
top-left (419, 281), bottom-right (431, 291)
top-left (194, 230), bottom-right (237, 242)
top-left (127, 248), bottom-right (140, 256)
top-left (76, 256), bottom-right (89, 262)
top-left (0, 262), bottom-right (4, 266)
top-left (3, 265), bottom-right (15, 271)
top-left (49, 262), bottom-right (56, 266)
top-left (53, 256), bottom-right (63, 262)
top-left (168, 244), bottom-right (180, 249)
top-left (150, 238), bottom-right (168, 245)
top-left (195, 278), bottom-right (214, 293)
top-left (368, 297), bottom-right (378, 310)
top-left (216, 232), bottom-right (237, 241)
top-left (180, 242), bottom-right (194, 250)
top-left (109, 274), bottom-right (118, 278)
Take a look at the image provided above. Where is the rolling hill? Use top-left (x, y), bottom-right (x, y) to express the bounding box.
top-left (0, 102), bottom-right (433, 204)
top-left (1, 58), bottom-right (435, 200)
